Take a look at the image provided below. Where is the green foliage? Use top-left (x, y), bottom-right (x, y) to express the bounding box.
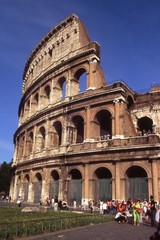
top-left (0, 206), bottom-right (114, 239)
top-left (0, 206), bottom-right (79, 223)
top-left (0, 161), bottom-right (12, 194)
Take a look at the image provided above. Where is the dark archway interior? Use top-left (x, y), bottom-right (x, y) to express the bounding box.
top-left (95, 167), bottom-right (112, 179)
top-left (69, 169), bottom-right (82, 179)
top-left (51, 170), bottom-right (59, 180)
top-left (137, 116), bottom-right (153, 134)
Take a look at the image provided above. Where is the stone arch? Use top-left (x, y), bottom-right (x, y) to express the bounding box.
top-left (24, 99), bottom-right (30, 119)
top-left (56, 76), bottom-right (67, 100)
top-left (92, 167), bottom-right (112, 202)
top-left (68, 168), bottom-right (82, 205)
top-left (23, 174), bottom-right (30, 202)
top-left (20, 103), bottom-right (24, 120)
top-left (74, 67), bottom-right (87, 93)
top-left (137, 116), bottom-right (153, 135)
top-left (26, 131), bottom-right (34, 155)
top-left (36, 126), bottom-right (46, 151)
top-left (31, 92), bottom-right (39, 114)
top-left (52, 121), bottom-right (62, 147)
top-left (17, 175), bottom-right (21, 200)
top-left (41, 84), bottom-right (51, 107)
top-left (127, 95), bottom-right (134, 110)
top-left (70, 115), bottom-right (84, 143)
top-left (33, 172), bottom-right (42, 203)
top-left (93, 109), bottom-right (112, 139)
top-left (121, 162), bottom-right (150, 179)
top-left (18, 134), bottom-right (25, 158)
top-left (125, 165), bottom-right (148, 200)
top-left (49, 170), bottom-right (59, 200)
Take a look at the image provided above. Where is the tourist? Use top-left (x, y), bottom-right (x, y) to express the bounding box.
top-left (115, 211), bottom-right (127, 224)
top-left (132, 199), bottom-right (141, 226)
top-left (150, 195), bottom-right (157, 227)
top-left (17, 196), bottom-right (21, 207)
top-left (54, 196), bottom-right (58, 211)
top-left (99, 199), bottom-right (103, 214)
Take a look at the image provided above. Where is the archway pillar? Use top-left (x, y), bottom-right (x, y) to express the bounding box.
top-left (41, 168), bottom-right (50, 201)
top-left (148, 177), bottom-right (152, 199)
top-left (82, 164), bottom-right (89, 204)
top-left (45, 119), bottom-right (50, 149)
top-left (151, 159), bottom-right (158, 200)
top-left (120, 178), bottom-right (126, 201)
top-left (12, 173), bottom-right (19, 201)
top-left (58, 179), bottom-right (64, 200)
top-left (112, 178), bottom-right (115, 200)
top-left (84, 106), bottom-right (91, 140)
top-left (67, 69), bottom-right (79, 97)
top-left (89, 179), bottom-right (95, 202)
top-left (115, 161), bottom-right (121, 200)
top-left (113, 98), bottom-right (124, 138)
top-left (27, 170), bottom-right (34, 203)
top-left (20, 173), bottom-right (25, 200)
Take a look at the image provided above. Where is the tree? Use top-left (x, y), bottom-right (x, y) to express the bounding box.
top-left (0, 161), bottom-right (12, 195)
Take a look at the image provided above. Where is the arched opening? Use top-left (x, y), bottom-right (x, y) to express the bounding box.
top-left (26, 131), bottom-right (33, 155)
top-left (53, 121), bottom-right (62, 147)
top-left (68, 169), bottom-right (82, 205)
top-left (127, 95), bottom-right (134, 110)
top-left (18, 134), bottom-right (25, 158)
top-left (57, 77), bottom-right (66, 100)
top-left (74, 68), bottom-right (87, 93)
top-left (93, 167), bottom-right (112, 202)
top-left (94, 110), bottom-right (112, 139)
top-left (17, 176), bottom-right (21, 200)
top-left (125, 166), bottom-right (148, 200)
top-left (37, 126), bottom-right (45, 151)
top-left (43, 85), bottom-right (50, 106)
top-left (23, 174), bottom-right (29, 202)
top-left (137, 116), bottom-right (153, 135)
top-left (62, 81), bottom-right (66, 99)
top-left (34, 173), bottom-right (42, 203)
top-left (49, 170), bottom-right (59, 200)
top-left (25, 99), bottom-right (30, 118)
top-left (31, 92), bottom-right (39, 114)
top-left (20, 104), bottom-right (24, 120)
top-left (72, 115), bottom-right (84, 143)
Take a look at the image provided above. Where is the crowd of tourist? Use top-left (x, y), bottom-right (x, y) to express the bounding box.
top-left (94, 195), bottom-right (160, 229)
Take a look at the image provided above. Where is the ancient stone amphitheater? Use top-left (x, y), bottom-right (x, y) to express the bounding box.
top-left (10, 14), bottom-right (160, 205)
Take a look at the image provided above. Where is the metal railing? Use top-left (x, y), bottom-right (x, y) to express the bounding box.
top-left (0, 214), bottom-right (114, 239)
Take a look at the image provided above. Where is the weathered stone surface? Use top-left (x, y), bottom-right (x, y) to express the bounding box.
top-left (21, 206), bottom-right (48, 213)
top-left (10, 14), bottom-right (160, 205)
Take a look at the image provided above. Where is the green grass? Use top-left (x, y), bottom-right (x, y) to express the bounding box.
top-left (0, 206), bottom-right (114, 239)
top-left (0, 206), bottom-right (81, 223)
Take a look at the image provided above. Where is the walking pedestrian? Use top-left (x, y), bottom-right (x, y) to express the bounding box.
top-left (150, 195), bottom-right (157, 228)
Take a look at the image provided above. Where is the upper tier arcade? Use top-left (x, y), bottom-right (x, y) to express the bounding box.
top-left (22, 14), bottom-right (106, 95)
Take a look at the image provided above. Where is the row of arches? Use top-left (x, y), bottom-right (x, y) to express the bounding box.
top-left (16, 165), bottom-right (148, 204)
top-left (20, 69), bottom-right (87, 124)
top-left (16, 109), bottom-right (112, 159)
top-left (16, 108), bottom-right (155, 160)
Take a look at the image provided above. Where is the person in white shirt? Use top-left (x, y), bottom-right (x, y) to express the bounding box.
top-left (155, 209), bottom-right (160, 227)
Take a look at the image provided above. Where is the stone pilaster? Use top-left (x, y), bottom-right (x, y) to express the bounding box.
top-left (27, 170), bottom-right (34, 203)
top-left (41, 168), bottom-right (50, 200)
top-left (151, 159), bottom-right (158, 200)
top-left (82, 164), bottom-right (89, 203)
top-left (85, 106), bottom-right (91, 140)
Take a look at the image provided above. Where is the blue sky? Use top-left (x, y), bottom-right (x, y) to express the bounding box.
top-left (0, 0), bottom-right (160, 164)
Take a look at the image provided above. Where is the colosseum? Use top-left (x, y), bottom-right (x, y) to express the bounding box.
top-left (10, 14), bottom-right (160, 205)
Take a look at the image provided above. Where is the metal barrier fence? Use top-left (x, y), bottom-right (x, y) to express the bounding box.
top-left (0, 214), bottom-right (114, 239)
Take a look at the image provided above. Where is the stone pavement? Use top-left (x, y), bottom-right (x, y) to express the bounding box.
top-left (20, 221), bottom-right (155, 240)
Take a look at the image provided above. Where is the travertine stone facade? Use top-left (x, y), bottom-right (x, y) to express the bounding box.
top-left (10, 14), bottom-right (160, 205)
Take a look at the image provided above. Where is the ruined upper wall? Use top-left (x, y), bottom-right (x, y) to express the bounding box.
top-left (22, 14), bottom-right (98, 94)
